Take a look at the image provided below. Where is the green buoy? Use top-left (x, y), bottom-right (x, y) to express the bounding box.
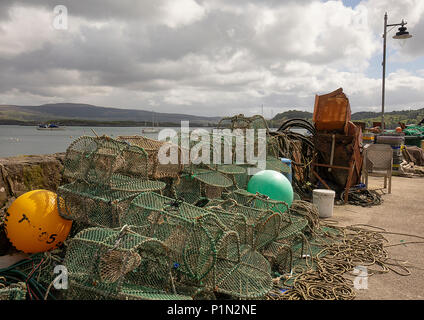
top-left (247, 170), bottom-right (294, 209)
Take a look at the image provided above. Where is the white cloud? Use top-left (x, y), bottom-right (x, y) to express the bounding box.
top-left (0, 6), bottom-right (53, 56)
top-left (161, 0), bottom-right (206, 28)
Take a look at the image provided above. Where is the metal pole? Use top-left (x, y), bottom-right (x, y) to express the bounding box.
top-left (381, 12), bottom-right (387, 131)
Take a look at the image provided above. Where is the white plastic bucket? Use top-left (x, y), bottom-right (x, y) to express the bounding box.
top-left (313, 189), bottom-right (336, 218)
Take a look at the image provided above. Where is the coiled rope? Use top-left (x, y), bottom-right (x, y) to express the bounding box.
top-left (267, 222), bottom-right (423, 300)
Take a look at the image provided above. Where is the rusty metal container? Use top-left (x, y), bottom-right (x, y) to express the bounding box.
top-left (313, 88), bottom-right (351, 132)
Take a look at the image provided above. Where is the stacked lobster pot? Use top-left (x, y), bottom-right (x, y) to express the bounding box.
top-left (375, 133), bottom-right (405, 172)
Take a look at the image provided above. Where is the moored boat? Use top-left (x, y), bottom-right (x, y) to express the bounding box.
top-left (36, 123), bottom-right (65, 130)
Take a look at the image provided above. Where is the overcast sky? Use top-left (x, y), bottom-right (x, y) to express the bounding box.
top-left (0, 0), bottom-right (423, 117)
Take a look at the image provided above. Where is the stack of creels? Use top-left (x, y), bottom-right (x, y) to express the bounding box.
top-left (215, 113), bottom-right (281, 162)
top-left (225, 191), bottom-right (310, 272)
top-left (57, 182), bottom-right (137, 228)
top-left (63, 226), bottom-right (192, 300)
top-left (168, 123), bottom-right (282, 202)
top-left (118, 192), bottom-right (273, 299)
top-left (117, 135), bottom-right (183, 180)
top-left (174, 168), bottom-right (234, 204)
top-left (204, 198), bottom-right (288, 252)
top-left (216, 114), bottom-right (269, 132)
top-left (163, 131), bottom-right (236, 203)
top-left (57, 136), bottom-right (166, 228)
top-left (61, 135), bottom-right (166, 191)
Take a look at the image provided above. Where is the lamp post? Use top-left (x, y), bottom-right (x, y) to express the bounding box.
top-left (381, 12), bottom-right (412, 131)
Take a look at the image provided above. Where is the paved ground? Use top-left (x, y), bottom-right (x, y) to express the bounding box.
top-left (331, 175), bottom-right (424, 300)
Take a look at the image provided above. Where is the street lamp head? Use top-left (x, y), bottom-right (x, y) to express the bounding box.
top-left (393, 25), bottom-right (412, 39)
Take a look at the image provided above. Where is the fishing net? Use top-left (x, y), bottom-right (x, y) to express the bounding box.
top-left (163, 130), bottom-right (245, 203)
top-left (230, 189), bottom-right (291, 214)
top-left (1, 115), bottom-right (415, 301)
top-left (204, 199), bottom-right (288, 251)
top-left (63, 226), bottom-right (192, 300)
top-left (266, 156), bottom-right (286, 172)
top-left (403, 125), bottom-right (424, 136)
top-left (63, 136), bottom-right (152, 186)
top-left (0, 282), bottom-right (27, 300)
top-left (57, 182), bottom-right (139, 228)
top-left (117, 192), bottom-right (273, 298)
top-left (216, 114), bottom-right (269, 131)
top-left (216, 114), bottom-right (280, 159)
top-left (171, 166), bottom-right (235, 204)
top-left (117, 135), bottom-right (183, 180)
top-left (58, 136), bottom-right (166, 227)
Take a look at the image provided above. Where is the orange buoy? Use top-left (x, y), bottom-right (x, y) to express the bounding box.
top-left (395, 127), bottom-right (403, 133)
top-left (4, 190), bottom-right (72, 253)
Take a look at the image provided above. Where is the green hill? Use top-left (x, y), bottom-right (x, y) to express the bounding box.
top-left (271, 108), bottom-right (424, 129)
top-left (351, 109), bottom-right (424, 129)
top-left (272, 110), bottom-right (313, 120)
top-left (0, 103), bottom-right (221, 126)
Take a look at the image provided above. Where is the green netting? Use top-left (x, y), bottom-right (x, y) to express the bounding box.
top-left (58, 136), bottom-right (166, 228)
top-left (50, 120), bottom-right (360, 301)
top-left (216, 164), bottom-right (246, 175)
top-left (117, 135), bottom-right (184, 180)
top-left (58, 182), bottom-right (138, 228)
top-left (403, 125), bottom-right (424, 136)
top-left (189, 168), bottom-right (233, 188)
top-left (276, 215), bottom-right (308, 241)
top-left (62, 135), bottom-right (165, 190)
top-left (126, 191), bottom-right (213, 220)
top-left (172, 175), bottom-right (203, 204)
top-left (216, 114), bottom-right (269, 131)
top-left (64, 136), bottom-right (140, 184)
top-left (266, 157), bottom-right (287, 173)
top-left (262, 241), bottom-right (293, 274)
top-left (205, 200), bottom-right (286, 251)
top-left (203, 244), bottom-right (273, 299)
top-left (230, 189), bottom-right (291, 214)
top-left (0, 283), bottom-right (27, 300)
top-left (118, 192), bottom-right (274, 298)
top-left (63, 226), bottom-right (192, 300)
top-left (172, 168), bottom-right (234, 204)
top-left (121, 195), bottom-right (217, 281)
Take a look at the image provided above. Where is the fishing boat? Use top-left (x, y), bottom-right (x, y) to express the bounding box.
top-left (141, 112), bottom-right (159, 133)
top-left (36, 123), bottom-right (65, 130)
top-left (141, 127), bottom-right (159, 133)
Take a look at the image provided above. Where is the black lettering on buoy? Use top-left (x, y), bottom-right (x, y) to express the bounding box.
top-left (46, 234), bottom-right (57, 244)
top-left (18, 213), bottom-right (30, 223)
top-left (38, 231), bottom-right (48, 242)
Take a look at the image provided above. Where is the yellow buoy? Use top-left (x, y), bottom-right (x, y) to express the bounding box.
top-left (4, 190), bottom-right (73, 253)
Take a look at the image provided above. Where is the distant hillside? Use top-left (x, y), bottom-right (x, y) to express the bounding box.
top-left (351, 108), bottom-right (424, 128)
top-left (0, 103), bottom-right (221, 126)
top-left (2, 103), bottom-right (423, 129)
top-left (271, 108), bottom-right (424, 129)
top-left (273, 110), bottom-right (313, 120)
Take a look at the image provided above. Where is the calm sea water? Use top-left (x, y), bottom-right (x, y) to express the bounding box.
top-left (0, 125), bottom-right (303, 158)
top-left (0, 125), bottom-right (164, 157)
